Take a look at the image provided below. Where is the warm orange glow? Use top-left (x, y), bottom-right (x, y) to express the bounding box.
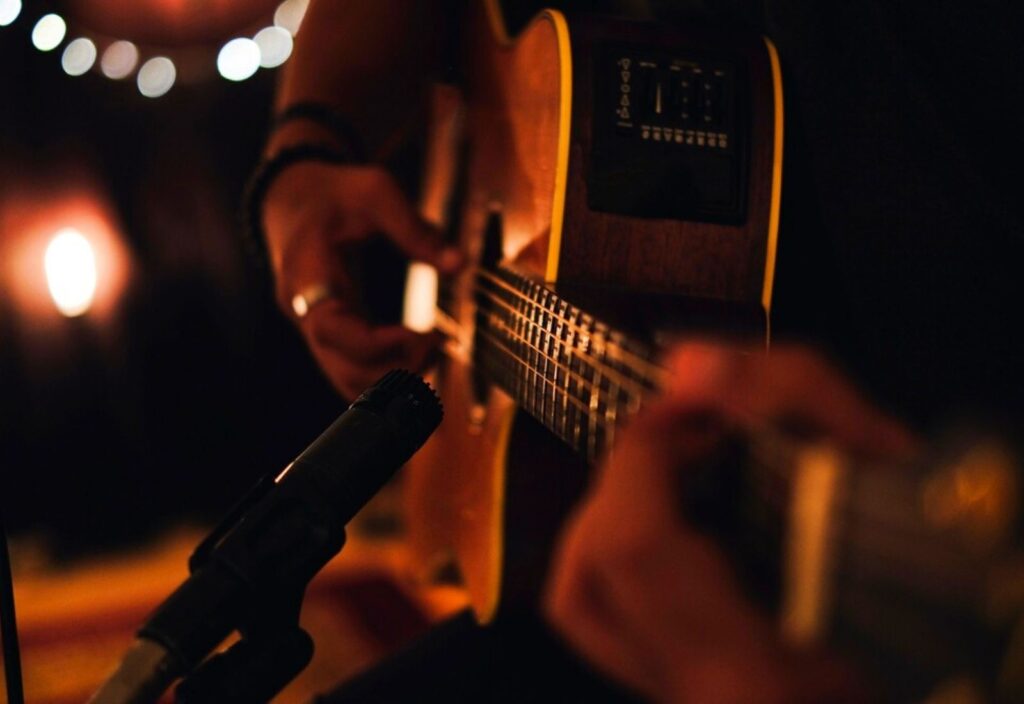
top-left (1, 185), bottom-right (132, 326)
top-left (68, 0), bottom-right (279, 46)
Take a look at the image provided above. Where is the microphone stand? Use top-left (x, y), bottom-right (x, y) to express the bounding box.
top-left (89, 370), bottom-right (443, 704)
top-left (173, 475), bottom-right (314, 703)
top-left (173, 594), bottom-right (313, 702)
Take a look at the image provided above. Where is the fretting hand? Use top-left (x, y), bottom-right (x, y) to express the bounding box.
top-left (544, 341), bottom-right (917, 703)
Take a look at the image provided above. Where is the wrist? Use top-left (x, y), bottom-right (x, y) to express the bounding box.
top-left (265, 120), bottom-right (343, 158)
top-left (241, 143), bottom-right (356, 266)
top-left (266, 101), bottom-right (367, 161)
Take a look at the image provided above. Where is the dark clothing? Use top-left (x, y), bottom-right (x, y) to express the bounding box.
top-left (316, 609), bottom-right (642, 703)
top-left (767, 0), bottom-right (1024, 428)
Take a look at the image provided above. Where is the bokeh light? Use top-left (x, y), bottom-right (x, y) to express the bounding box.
top-left (31, 13), bottom-right (66, 51)
top-left (137, 56), bottom-right (175, 98)
top-left (254, 26), bottom-right (293, 68)
top-left (44, 228), bottom-right (98, 317)
top-left (0, 0), bottom-right (21, 27)
top-left (217, 37), bottom-right (260, 81)
top-left (273, 0), bottom-right (309, 36)
top-left (100, 40), bottom-right (139, 80)
top-left (61, 38), bottom-right (97, 76)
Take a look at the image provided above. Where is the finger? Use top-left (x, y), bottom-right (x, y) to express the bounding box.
top-left (273, 224), bottom-right (358, 318)
top-left (307, 346), bottom-right (397, 400)
top-left (593, 401), bottom-right (726, 528)
top-left (358, 170), bottom-right (463, 273)
top-left (306, 333), bottom-right (442, 400)
top-left (663, 342), bottom-right (919, 460)
top-left (303, 302), bottom-right (443, 366)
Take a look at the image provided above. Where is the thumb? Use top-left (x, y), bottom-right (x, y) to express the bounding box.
top-left (363, 170), bottom-right (463, 273)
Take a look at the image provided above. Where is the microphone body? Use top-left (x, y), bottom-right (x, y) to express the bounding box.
top-left (90, 371), bottom-right (442, 704)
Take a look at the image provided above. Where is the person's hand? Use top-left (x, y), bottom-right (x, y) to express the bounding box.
top-left (544, 341), bottom-right (918, 703)
top-left (262, 161), bottom-right (462, 398)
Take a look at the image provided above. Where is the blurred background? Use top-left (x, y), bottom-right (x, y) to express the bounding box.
top-left (0, 0), bottom-right (346, 559)
top-left (0, 3), bottom-right (429, 700)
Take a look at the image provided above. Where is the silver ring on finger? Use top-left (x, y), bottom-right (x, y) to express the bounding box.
top-left (291, 282), bottom-right (337, 318)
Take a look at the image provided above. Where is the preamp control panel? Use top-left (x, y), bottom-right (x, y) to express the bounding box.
top-left (588, 45), bottom-right (749, 224)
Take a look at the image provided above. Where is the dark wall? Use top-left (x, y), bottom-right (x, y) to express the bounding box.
top-left (0, 14), bottom-right (344, 558)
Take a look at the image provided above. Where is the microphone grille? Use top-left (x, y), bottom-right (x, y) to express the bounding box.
top-left (354, 370), bottom-right (443, 450)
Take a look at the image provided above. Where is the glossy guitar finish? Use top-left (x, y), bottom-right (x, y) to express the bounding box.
top-left (404, 3), bottom-right (783, 623)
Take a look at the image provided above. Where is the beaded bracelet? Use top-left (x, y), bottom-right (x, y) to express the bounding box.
top-left (240, 142), bottom-right (358, 266)
top-left (272, 101), bottom-right (368, 162)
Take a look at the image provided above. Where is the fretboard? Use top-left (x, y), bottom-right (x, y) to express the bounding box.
top-left (473, 265), bottom-right (662, 462)
top-left (470, 265), bottom-right (1022, 697)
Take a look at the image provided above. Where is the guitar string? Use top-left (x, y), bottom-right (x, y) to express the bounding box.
top-left (481, 315), bottom-right (942, 581)
top-left (477, 268), bottom-right (668, 385)
top-left (479, 306), bottom-right (958, 590)
top-left (477, 271), bottom-right (947, 565)
top-left (475, 284), bottom-right (645, 449)
top-left (475, 325), bottom-right (620, 424)
top-left (475, 285), bottom-right (656, 398)
top-left (478, 267), bottom-right (665, 385)
top-left (475, 325), bottom-right (620, 457)
top-left (479, 286), bottom-right (798, 469)
top-left (476, 321), bottom-right (611, 453)
top-left (481, 310), bottom-right (929, 548)
top-left (477, 294), bottom-right (648, 429)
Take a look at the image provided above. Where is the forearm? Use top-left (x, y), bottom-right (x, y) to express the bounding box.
top-left (268, 0), bottom-right (451, 157)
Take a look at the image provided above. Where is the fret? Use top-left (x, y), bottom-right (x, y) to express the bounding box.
top-left (525, 280), bottom-right (538, 419)
top-left (476, 326), bottom-right (595, 420)
top-left (477, 266), bottom-right (1024, 699)
top-left (473, 265), bottom-right (664, 460)
top-left (532, 282), bottom-right (548, 421)
top-left (556, 299), bottom-right (570, 444)
top-left (476, 278), bottom-right (656, 398)
top-left (516, 275), bottom-right (531, 413)
top-left (621, 337), bottom-right (645, 418)
top-left (478, 268), bottom-right (663, 390)
top-left (489, 308), bottom-right (589, 426)
top-left (568, 308), bottom-right (583, 453)
top-left (605, 330), bottom-right (627, 451)
top-left (597, 322), bottom-right (614, 458)
top-left (549, 296), bottom-right (560, 439)
top-left (604, 374), bottom-right (618, 452)
top-left (579, 313), bottom-right (595, 459)
top-left (586, 321), bottom-right (602, 462)
top-left (538, 287), bottom-right (551, 427)
top-left (543, 291), bottom-right (558, 432)
top-left (509, 275), bottom-right (522, 409)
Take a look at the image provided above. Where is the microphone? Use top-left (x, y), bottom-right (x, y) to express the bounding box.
top-left (90, 370), bottom-right (442, 704)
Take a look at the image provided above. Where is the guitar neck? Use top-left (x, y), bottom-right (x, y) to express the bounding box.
top-left (473, 265), bottom-right (662, 462)
top-left (470, 265), bottom-right (1023, 697)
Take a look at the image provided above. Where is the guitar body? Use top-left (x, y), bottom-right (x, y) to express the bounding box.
top-left (405, 3), bottom-right (783, 622)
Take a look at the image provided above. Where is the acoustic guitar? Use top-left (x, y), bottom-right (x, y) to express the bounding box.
top-left (398, 3), bottom-right (1024, 700)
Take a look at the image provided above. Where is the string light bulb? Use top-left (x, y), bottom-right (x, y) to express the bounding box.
top-left (31, 13), bottom-right (66, 51)
top-left (61, 37), bottom-right (97, 76)
top-left (217, 37), bottom-right (260, 81)
top-left (0, 0), bottom-right (21, 27)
